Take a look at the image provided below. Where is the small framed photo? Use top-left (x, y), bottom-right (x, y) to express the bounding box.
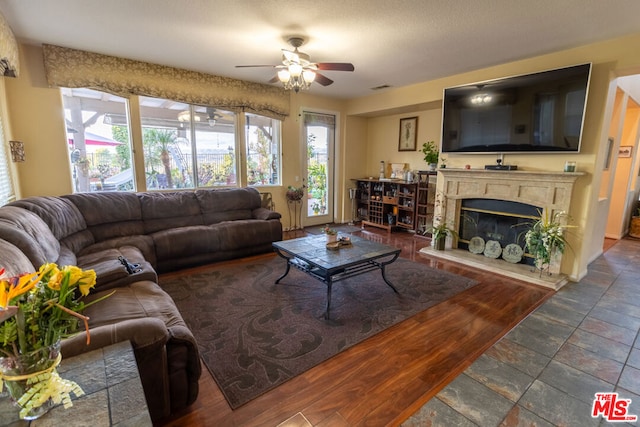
top-left (398, 117), bottom-right (418, 151)
top-left (619, 146), bottom-right (633, 158)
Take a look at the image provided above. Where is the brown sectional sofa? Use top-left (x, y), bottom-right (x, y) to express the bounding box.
top-left (0, 187), bottom-right (282, 421)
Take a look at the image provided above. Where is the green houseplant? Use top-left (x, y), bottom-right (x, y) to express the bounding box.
top-left (524, 209), bottom-right (574, 276)
top-left (421, 141), bottom-right (439, 171)
top-left (429, 222), bottom-right (458, 250)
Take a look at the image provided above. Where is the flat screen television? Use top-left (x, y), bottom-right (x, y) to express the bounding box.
top-left (441, 63), bottom-right (591, 153)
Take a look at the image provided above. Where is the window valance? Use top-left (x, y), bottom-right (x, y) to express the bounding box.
top-left (42, 44), bottom-right (290, 120)
top-left (0, 12), bottom-right (19, 77)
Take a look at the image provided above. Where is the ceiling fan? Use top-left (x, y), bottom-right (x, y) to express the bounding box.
top-left (236, 37), bottom-right (355, 92)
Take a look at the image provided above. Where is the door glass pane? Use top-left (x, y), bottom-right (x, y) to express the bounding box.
top-left (304, 112), bottom-right (335, 220)
top-left (63, 88), bottom-right (134, 192)
top-left (245, 113), bottom-right (280, 186)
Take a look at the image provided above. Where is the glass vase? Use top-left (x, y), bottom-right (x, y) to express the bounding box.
top-left (0, 342), bottom-right (61, 420)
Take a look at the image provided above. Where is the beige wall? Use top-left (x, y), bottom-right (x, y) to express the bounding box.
top-left (6, 44), bottom-right (72, 196)
top-left (5, 33), bottom-right (640, 279)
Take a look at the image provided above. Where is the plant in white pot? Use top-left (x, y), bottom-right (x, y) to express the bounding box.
top-left (421, 141), bottom-right (439, 171)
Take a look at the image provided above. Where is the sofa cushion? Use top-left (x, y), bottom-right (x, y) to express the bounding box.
top-left (0, 206), bottom-right (60, 266)
top-left (76, 247), bottom-right (157, 291)
top-left (9, 196), bottom-right (86, 241)
top-left (78, 235), bottom-right (157, 267)
top-left (139, 191), bottom-right (203, 234)
top-left (65, 192), bottom-right (145, 242)
top-left (151, 226), bottom-right (221, 262)
top-left (212, 219), bottom-right (282, 251)
top-left (196, 188), bottom-right (260, 224)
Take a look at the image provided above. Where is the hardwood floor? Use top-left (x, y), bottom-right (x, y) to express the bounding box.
top-left (157, 227), bottom-right (554, 427)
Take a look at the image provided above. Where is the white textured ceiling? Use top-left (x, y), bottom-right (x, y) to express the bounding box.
top-left (1, 0), bottom-right (640, 99)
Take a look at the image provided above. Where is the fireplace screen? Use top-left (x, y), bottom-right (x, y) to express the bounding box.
top-left (458, 199), bottom-right (540, 266)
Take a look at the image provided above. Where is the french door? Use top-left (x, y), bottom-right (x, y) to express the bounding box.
top-left (302, 111), bottom-right (336, 226)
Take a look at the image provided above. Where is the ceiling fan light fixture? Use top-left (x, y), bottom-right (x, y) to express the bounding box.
top-left (277, 69), bottom-right (290, 83)
top-left (289, 63), bottom-right (303, 78)
top-left (303, 69), bottom-right (316, 83)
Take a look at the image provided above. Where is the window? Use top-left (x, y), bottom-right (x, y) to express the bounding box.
top-left (63, 90), bottom-right (281, 192)
top-left (62, 88), bottom-right (134, 192)
top-left (139, 97), bottom-right (237, 189)
top-left (245, 112), bottom-right (281, 186)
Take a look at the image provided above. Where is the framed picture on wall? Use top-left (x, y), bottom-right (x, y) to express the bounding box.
top-left (398, 117), bottom-right (418, 151)
top-left (619, 146), bottom-right (633, 158)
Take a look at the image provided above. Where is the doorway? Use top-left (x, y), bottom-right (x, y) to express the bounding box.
top-left (603, 77), bottom-right (640, 240)
top-left (302, 111), bottom-right (336, 226)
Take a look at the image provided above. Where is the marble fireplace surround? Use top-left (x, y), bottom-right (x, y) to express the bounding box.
top-left (419, 168), bottom-right (583, 290)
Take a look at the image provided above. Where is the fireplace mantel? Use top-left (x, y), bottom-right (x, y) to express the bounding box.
top-left (421, 168), bottom-right (584, 289)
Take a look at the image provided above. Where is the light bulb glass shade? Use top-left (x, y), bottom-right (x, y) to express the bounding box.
top-left (289, 63), bottom-right (302, 77)
top-left (277, 69), bottom-right (290, 83)
top-left (303, 69), bottom-right (316, 83)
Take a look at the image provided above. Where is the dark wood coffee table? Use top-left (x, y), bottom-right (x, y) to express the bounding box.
top-left (272, 235), bottom-right (401, 319)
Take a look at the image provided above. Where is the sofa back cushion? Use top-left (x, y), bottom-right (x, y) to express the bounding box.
top-left (9, 196), bottom-right (93, 255)
top-left (196, 188), bottom-right (261, 224)
top-left (0, 238), bottom-right (35, 276)
top-left (65, 192), bottom-right (144, 243)
top-left (0, 206), bottom-right (60, 266)
top-left (139, 192), bottom-right (203, 234)
top-left (9, 196), bottom-right (86, 240)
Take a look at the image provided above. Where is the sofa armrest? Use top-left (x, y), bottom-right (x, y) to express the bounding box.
top-left (252, 207), bottom-right (281, 220)
top-left (61, 317), bottom-right (170, 358)
top-left (61, 318), bottom-right (171, 420)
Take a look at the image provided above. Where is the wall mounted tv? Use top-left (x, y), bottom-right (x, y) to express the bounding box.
top-left (441, 63), bottom-right (591, 153)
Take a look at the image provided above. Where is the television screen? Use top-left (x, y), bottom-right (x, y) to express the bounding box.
top-left (441, 63), bottom-right (591, 153)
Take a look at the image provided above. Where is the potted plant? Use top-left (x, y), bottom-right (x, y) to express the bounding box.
top-left (421, 141), bottom-right (439, 171)
top-left (630, 203), bottom-right (640, 238)
top-left (322, 224), bottom-right (338, 242)
top-left (524, 209), bottom-right (574, 276)
top-left (286, 185), bottom-right (304, 202)
top-left (429, 221), bottom-right (458, 250)
top-left (439, 155), bottom-right (447, 169)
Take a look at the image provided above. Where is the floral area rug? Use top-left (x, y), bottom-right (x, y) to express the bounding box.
top-left (159, 255), bottom-right (478, 409)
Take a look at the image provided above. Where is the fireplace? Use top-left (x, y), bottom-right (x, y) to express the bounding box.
top-left (458, 199), bottom-right (539, 267)
top-left (420, 168), bottom-right (582, 289)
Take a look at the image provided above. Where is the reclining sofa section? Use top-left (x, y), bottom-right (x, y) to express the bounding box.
top-left (0, 187), bottom-right (282, 421)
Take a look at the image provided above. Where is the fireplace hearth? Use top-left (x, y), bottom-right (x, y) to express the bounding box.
top-left (419, 168), bottom-right (583, 289)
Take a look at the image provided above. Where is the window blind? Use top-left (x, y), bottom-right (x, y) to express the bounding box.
top-left (0, 114), bottom-right (15, 205)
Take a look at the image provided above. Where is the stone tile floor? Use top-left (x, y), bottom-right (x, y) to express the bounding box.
top-left (403, 238), bottom-right (640, 427)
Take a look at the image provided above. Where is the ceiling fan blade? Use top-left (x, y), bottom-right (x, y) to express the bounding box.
top-left (313, 72), bottom-right (334, 86)
top-left (235, 65), bottom-right (278, 68)
top-left (282, 49), bottom-right (300, 63)
top-left (268, 75), bottom-right (280, 84)
top-left (316, 62), bottom-right (355, 72)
